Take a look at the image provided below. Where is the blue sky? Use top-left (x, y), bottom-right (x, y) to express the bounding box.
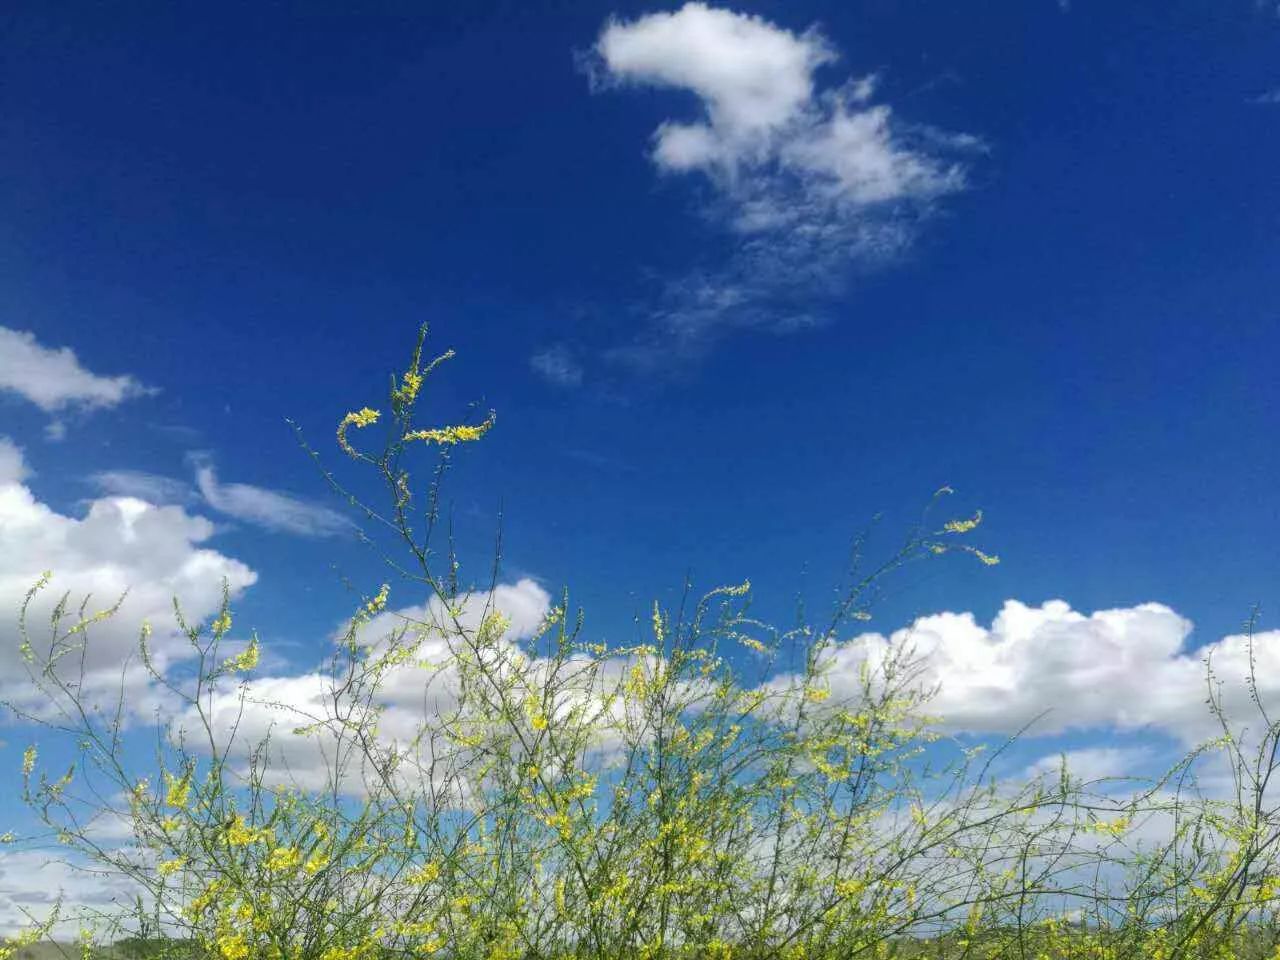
top-left (1, 0), bottom-right (1280, 924)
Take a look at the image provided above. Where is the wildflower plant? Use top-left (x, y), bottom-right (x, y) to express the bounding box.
top-left (7, 325), bottom-right (1280, 960)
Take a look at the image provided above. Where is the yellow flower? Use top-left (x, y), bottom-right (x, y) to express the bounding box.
top-left (943, 510), bottom-right (983, 534)
top-left (223, 814), bottom-right (267, 847)
top-left (524, 693), bottom-right (548, 732)
top-left (305, 852), bottom-right (329, 874)
top-left (394, 369), bottom-right (424, 406)
top-left (364, 583), bottom-right (390, 616)
top-left (216, 933), bottom-right (249, 960)
top-left (338, 407), bottom-right (381, 456)
top-left (266, 845), bottom-right (301, 872)
top-left (403, 411), bottom-right (496, 446)
top-left (835, 877), bottom-right (866, 900)
top-left (21, 745), bottom-right (36, 778)
top-left (407, 862), bottom-right (441, 885)
top-left (222, 636), bottom-right (260, 673)
top-left (157, 857), bottom-right (186, 877)
top-left (0, 927), bottom-right (48, 960)
top-left (164, 771), bottom-right (192, 808)
top-left (542, 811), bottom-right (573, 839)
top-left (1093, 815), bottom-right (1130, 837)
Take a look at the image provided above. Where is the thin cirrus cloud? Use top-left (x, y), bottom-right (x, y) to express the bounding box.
top-left (89, 461), bottom-right (351, 538)
top-left (530, 344), bottom-right (585, 387)
top-left (191, 455), bottom-right (353, 538)
top-left (90, 469), bottom-right (198, 506)
top-left (0, 326), bottom-right (154, 433)
top-left (575, 3), bottom-right (982, 371)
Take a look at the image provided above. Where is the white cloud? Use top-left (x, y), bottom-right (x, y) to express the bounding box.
top-left (530, 345), bottom-right (585, 387)
top-left (1024, 746), bottom-right (1153, 785)
top-left (179, 579), bottom-right (555, 796)
top-left (90, 469), bottom-right (195, 505)
top-left (0, 327), bottom-right (153, 415)
top-left (354, 579), bottom-right (552, 656)
top-left (597, 3), bottom-right (836, 167)
top-left (797, 599), bottom-right (1280, 743)
top-left (596, 5), bottom-right (962, 209)
top-left (94, 463), bottom-right (345, 537)
top-left (187, 590), bottom-right (1280, 801)
top-left (0, 462), bottom-right (257, 718)
top-left (1250, 87), bottom-right (1280, 105)
top-left (0, 437), bottom-right (29, 486)
top-left (0, 850), bottom-right (141, 938)
top-left (592, 4), bottom-right (977, 365)
top-left (192, 457), bottom-right (351, 538)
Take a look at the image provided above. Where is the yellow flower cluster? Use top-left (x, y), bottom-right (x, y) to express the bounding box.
top-left (402, 411), bottom-right (496, 446)
top-left (943, 509), bottom-right (983, 534)
top-left (165, 770), bottom-right (192, 808)
top-left (406, 861), bottom-right (441, 885)
top-left (21, 745), bottom-right (36, 778)
top-left (221, 635), bottom-right (260, 673)
top-left (157, 856), bottom-right (187, 877)
top-left (223, 814), bottom-right (273, 847)
top-left (265, 845), bottom-right (302, 872)
top-left (337, 407), bottom-right (381, 457)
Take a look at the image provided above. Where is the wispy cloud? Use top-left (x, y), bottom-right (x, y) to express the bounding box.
top-left (530, 344), bottom-right (585, 387)
top-left (0, 327), bottom-right (155, 432)
top-left (191, 456), bottom-right (352, 537)
top-left (90, 469), bottom-right (196, 505)
top-left (1249, 87), bottom-right (1280, 105)
top-left (587, 3), bottom-right (980, 369)
top-left (91, 461), bottom-right (349, 537)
